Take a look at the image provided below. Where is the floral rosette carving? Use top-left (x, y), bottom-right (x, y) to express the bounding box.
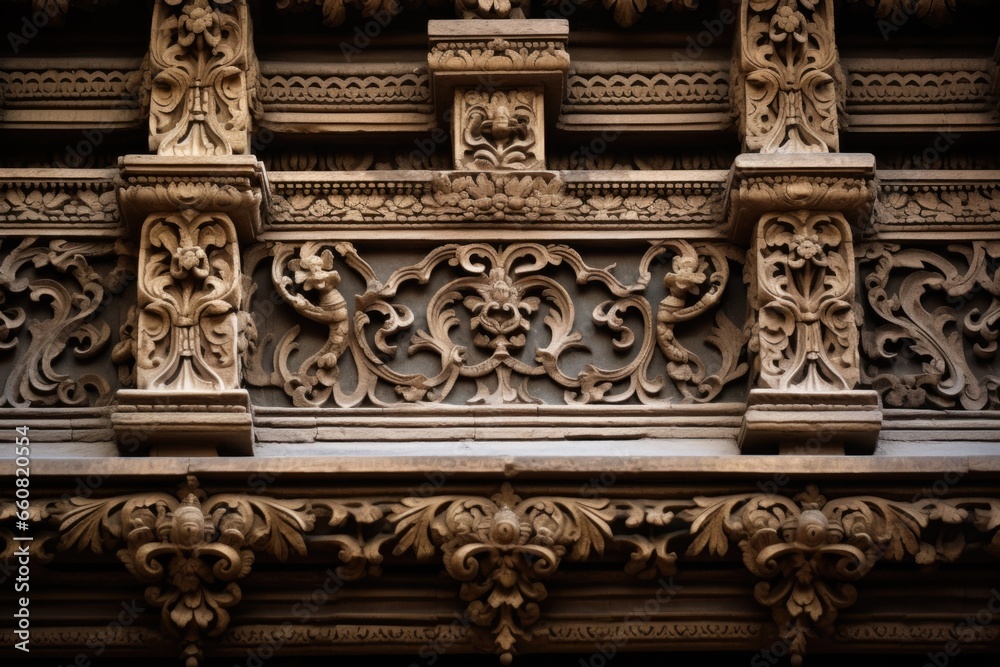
top-left (150, 0), bottom-right (255, 156)
top-left (859, 241), bottom-right (1000, 410)
top-left (389, 484), bottom-right (618, 663)
top-left (738, 0), bottom-right (843, 153)
top-left (644, 240), bottom-right (748, 402)
top-left (138, 210), bottom-right (240, 391)
top-left (752, 210), bottom-right (858, 391)
top-left (0, 238), bottom-right (134, 407)
top-left (682, 486), bottom-right (961, 664)
top-left (354, 243), bottom-right (657, 406)
top-left (51, 477), bottom-right (316, 667)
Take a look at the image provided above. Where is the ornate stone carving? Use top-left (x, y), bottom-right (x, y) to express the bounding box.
top-left (269, 171), bottom-right (725, 227)
top-left (149, 0), bottom-right (257, 156)
top-left (135, 210), bottom-right (240, 392)
top-left (389, 483), bottom-right (682, 663)
top-left (0, 238), bottom-right (134, 407)
top-left (682, 486), bottom-right (970, 664)
top-left (751, 210), bottom-right (858, 391)
top-left (859, 241), bottom-right (1000, 410)
top-left (876, 176), bottom-right (1000, 228)
top-left (260, 71), bottom-right (431, 108)
top-left (428, 38), bottom-right (570, 75)
top-left (245, 241), bottom-right (747, 407)
top-left (50, 477), bottom-right (383, 666)
top-left (736, 0), bottom-right (843, 153)
top-left (564, 69), bottom-right (729, 109)
top-left (456, 88), bottom-right (542, 170)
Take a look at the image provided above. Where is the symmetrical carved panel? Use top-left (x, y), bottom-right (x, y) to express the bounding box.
top-left (859, 241), bottom-right (1000, 410)
top-left (149, 0), bottom-right (257, 156)
top-left (736, 0), bottom-right (843, 153)
top-left (244, 241), bottom-right (747, 407)
top-left (0, 238), bottom-right (134, 407)
top-left (456, 88), bottom-right (543, 170)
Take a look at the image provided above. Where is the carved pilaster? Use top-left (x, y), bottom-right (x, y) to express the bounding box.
top-left (727, 154), bottom-right (881, 453)
top-left (149, 0), bottom-right (258, 157)
top-left (735, 0), bottom-right (844, 154)
top-left (428, 20), bottom-right (569, 171)
top-left (113, 156), bottom-right (268, 455)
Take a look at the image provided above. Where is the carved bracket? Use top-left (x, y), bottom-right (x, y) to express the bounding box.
top-left (149, 0), bottom-right (259, 157)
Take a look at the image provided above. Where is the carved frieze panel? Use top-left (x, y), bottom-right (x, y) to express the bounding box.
top-left (564, 67), bottom-right (730, 111)
top-left (735, 0), bottom-right (843, 153)
top-left (0, 237), bottom-right (135, 407)
top-left (858, 241), bottom-right (1000, 410)
top-left (149, 0), bottom-right (258, 156)
top-left (0, 172), bottom-right (119, 228)
top-left (243, 241), bottom-right (747, 408)
top-left (259, 69), bottom-right (431, 111)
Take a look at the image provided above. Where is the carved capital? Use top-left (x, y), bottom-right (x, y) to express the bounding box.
top-left (736, 0), bottom-right (844, 154)
top-left (149, 0), bottom-right (258, 157)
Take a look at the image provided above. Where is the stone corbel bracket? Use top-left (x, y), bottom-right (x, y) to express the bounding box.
top-left (725, 153), bottom-right (881, 454)
top-left (113, 155), bottom-right (269, 456)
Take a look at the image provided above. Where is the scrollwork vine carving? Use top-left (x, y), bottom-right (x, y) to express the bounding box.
top-left (859, 241), bottom-right (1000, 409)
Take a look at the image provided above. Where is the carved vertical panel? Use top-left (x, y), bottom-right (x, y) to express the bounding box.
top-left (736, 0), bottom-right (843, 153)
top-left (136, 210), bottom-right (241, 391)
top-left (751, 210), bottom-right (859, 391)
top-left (149, 0), bottom-right (257, 156)
top-left (455, 88), bottom-right (544, 170)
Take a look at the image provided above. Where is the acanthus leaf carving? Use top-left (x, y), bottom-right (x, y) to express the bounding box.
top-left (137, 209), bottom-right (241, 392)
top-left (388, 483), bottom-right (619, 664)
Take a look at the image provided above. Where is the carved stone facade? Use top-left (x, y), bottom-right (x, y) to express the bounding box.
top-left (1, 1), bottom-right (1000, 665)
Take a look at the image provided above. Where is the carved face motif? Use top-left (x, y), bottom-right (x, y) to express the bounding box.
top-left (171, 503), bottom-right (208, 548)
top-left (465, 268), bottom-right (539, 351)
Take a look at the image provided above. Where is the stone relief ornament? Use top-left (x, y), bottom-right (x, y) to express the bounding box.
top-left (682, 486), bottom-right (969, 665)
top-left (457, 89), bottom-right (542, 170)
top-left (455, 0), bottom-right (529, 19)
top-left (388, 484), bottom-right (685, 663)
top-left (736, 0), bottom-right (844, 153)
top-left (750, 210), bottom-right (859, 391)
top-left (137, 210), bottom-right (241, 391)
top-left (0, 238), bottom-right (134, 407)
top-left (859, 241), bottom-right (1000, 410)
top-left (243, 241), bottom-right (747, 407)
top-left (149, 0), bottom-right (257, 156)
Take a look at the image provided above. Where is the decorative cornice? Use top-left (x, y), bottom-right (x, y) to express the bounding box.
top-left (4, 482), bottom-right (1000, 663)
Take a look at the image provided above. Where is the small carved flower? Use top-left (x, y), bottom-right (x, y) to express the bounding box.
top-left (170, 245), bottom-right (209, 280)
